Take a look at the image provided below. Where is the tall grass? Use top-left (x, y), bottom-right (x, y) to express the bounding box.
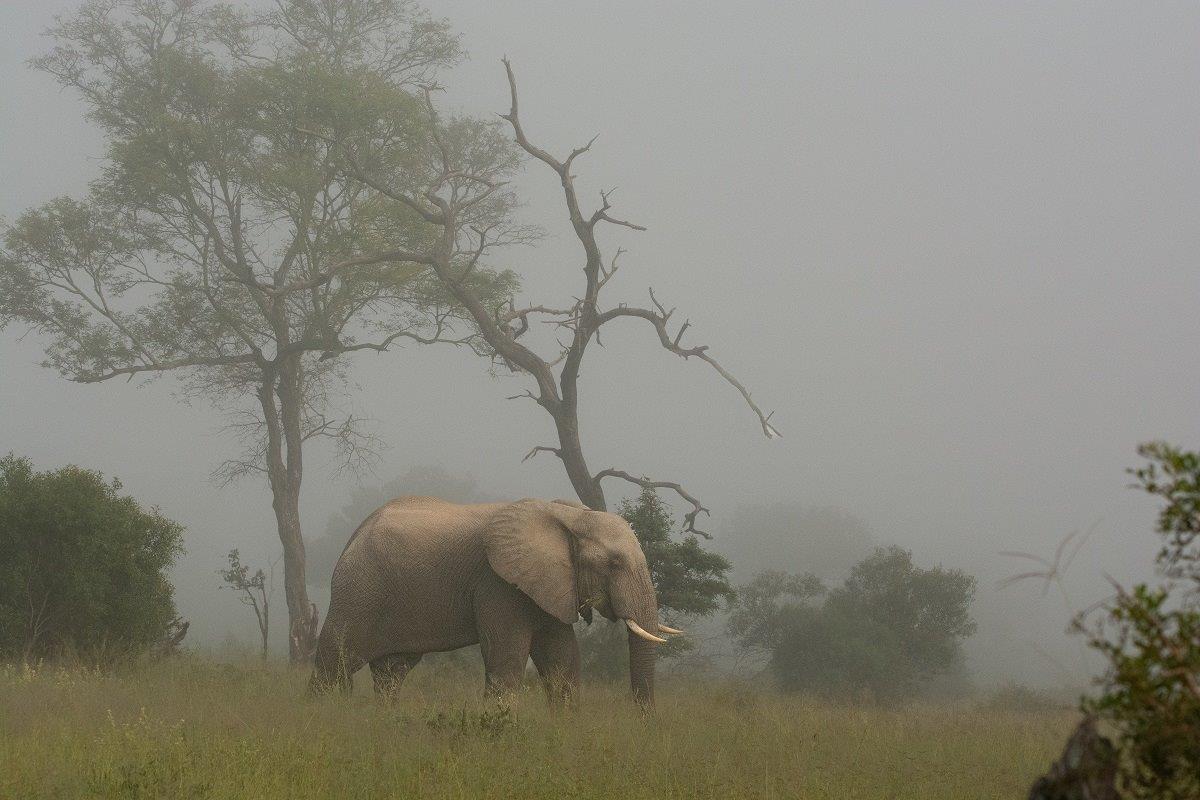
top-left (0, 658), bottom-right (1072, 799)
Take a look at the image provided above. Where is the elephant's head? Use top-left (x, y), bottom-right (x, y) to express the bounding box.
top-left (484, 498), bottom-right (674, 704)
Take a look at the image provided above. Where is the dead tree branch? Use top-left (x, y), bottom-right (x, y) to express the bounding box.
top-left (349, 58), bottom-right (781, 524)
top-left (522, 445), bottom-right (563, 463)
top-left (597, 293), bottom-right (782, 440)
top-left (594, 468), bottom-right (713, 538)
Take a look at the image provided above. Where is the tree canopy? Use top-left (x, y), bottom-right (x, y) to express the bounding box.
top-left (726, 570), bottom-right (827, 662)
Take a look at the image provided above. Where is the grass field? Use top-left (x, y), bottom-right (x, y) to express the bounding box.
top-left (0, 658), bottom-right (1074, 799)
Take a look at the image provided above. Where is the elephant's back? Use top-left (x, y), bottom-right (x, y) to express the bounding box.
top-left (338, 498), bottom-right (495, 554)
top-left (340, 498), bottom-right (503, 571)
top-left (329, 499), bottom-right (505, 657)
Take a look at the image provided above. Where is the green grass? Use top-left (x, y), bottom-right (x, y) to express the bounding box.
top-left (0, 658), bottom-right (1074, 799)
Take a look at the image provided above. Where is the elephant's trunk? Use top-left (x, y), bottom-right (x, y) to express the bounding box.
top-left (609, 559), bottom-right (661, 706)
top-left (621, 588), bottom-right (661, 706)
top-left (627, 628), bottom-right (657, 706)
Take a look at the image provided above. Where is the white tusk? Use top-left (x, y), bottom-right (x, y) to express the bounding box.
top-left (625, 619), bottom-right (668, 644)
top-left (657, 623), bottom-right (684, 636)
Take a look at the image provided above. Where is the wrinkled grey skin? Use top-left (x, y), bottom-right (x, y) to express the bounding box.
top-left (309, 497), bottom-right (662, 705)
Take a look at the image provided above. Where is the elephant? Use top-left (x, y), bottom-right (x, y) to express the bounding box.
top-left (308, 496), bottom-right (681, 705)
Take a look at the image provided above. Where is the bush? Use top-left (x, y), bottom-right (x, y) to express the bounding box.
top-left (1074, 443), bottom-right (1200, 798)
top-left (772, 603), bottom-right (910, 702)
top-left (0, 455), bottom-right (184, 661)
top-left (726, 570), bottom-right (826, 661)
top-left (734, 546), bottom-right (976, 703)
top-left (825, 545), bottom-right (976, 680)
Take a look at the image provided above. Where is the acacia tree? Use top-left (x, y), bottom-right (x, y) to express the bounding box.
top-left (323, 60), bottom-right (779, 535)
top-left (0, 0), bottom-right (513, 661)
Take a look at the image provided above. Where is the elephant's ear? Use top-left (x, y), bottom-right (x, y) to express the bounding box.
top-left (484, 499), bottom-right (583, 624)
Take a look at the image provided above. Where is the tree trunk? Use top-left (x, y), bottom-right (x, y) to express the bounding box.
top-left (274, 482), bottom-right (316, 663)
top-left (553, 406), bottom-right (607, 511)
top-left (22, 578), bottom-right (50, 664)
top-left (259, 600), bottom-right (269, 661)
top-left (258, 364), bottom-right (318, 665)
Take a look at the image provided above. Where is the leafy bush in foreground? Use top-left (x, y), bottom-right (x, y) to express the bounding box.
top-left (1075, 442), bottom-right (1200, 799)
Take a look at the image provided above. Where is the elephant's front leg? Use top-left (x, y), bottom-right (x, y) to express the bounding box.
top-left (530, 622), bottom-right (580, 707)
top-left (474, 572), bottom-right (536, 698)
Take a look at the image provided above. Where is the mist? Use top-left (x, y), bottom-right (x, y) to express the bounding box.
top-left (2, 0), bottom-right (1197, 696)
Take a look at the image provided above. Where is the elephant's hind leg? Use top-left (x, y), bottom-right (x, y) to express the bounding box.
top-left (370, 652), bottom-right (422, 700)
top-left (530, 622), bottom-right (580, 708)
top-left (309, 632), bottom-right (365, 696)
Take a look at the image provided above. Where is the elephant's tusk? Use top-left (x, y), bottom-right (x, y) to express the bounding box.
top-left (657, 623), bottom-right (684, 635)
top-left (625, 619), bottom-right (668, 644)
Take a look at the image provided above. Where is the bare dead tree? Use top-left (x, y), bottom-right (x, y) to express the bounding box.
top-left (325, 60), bottom-right (779, 533)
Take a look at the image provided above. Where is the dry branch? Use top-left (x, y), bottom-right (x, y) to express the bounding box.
top-left (594, 468), bottom-right (713, 538)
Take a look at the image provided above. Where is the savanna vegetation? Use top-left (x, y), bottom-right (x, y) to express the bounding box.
top-left (0, 0), bottom-right (776, 666)
top-left (0, 658), bottom-right (1075, 800)
top-left (0, 1), bottom-right (1195, 798)
top-left (0, 458), bottom-right (1075, 799)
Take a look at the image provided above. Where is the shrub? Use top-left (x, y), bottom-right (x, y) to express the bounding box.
top-left (734, 546), bottom-right (976, 703)
top-left (1074, 443), bottom-right (1200, 798)
top-left (771, 603), bottom-right (910, 702)
top-left (0, 455), bottom-right (184, 661)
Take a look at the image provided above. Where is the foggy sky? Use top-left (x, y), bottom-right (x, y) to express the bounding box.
top-left (2, 1), bottom-right (1197, 688)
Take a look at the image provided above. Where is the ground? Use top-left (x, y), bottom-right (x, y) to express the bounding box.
top-left (0, 658), bottom-right (1074, 799)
